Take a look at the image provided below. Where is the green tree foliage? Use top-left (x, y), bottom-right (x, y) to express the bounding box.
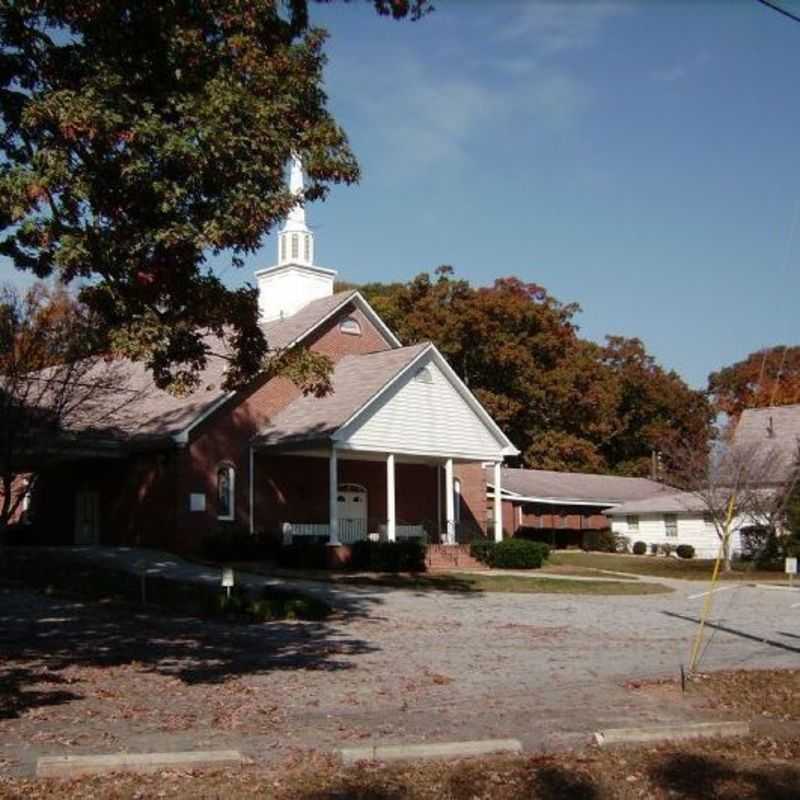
top-left (708, 346), bottom-right (800, 423)
top-left (356, 268), bottom-right (712, 475)
top-left (0, 0), bottom-right (427, 394)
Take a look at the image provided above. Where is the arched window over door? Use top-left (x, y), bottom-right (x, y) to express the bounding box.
top-left (217, 464), bottom-right (235, 521)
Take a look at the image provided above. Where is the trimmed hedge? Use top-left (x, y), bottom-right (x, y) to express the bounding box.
top-left (632, 540), bottom-right (647, 555)
top-left (676, 544), bottom-right (695, 560)
top-left (470, 539), bottom-right (550, 569)
top-left (349, 540), bottom-right (426, 573)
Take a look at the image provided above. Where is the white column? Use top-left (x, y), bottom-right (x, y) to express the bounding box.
top-left (328, 446), bottom-right (339, 545)
top-left (386, 453), bottom-right (396, 542)
top-left (493, 461), bottom-right (503, 543)
top-left (445, 458), bottom-right (455, 545)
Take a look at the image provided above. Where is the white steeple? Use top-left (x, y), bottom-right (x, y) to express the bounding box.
top-left (255, 155), bottom-right (337, 323)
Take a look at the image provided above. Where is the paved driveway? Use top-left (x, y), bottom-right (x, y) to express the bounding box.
top-left (1, 548), bottom-right (799, 777)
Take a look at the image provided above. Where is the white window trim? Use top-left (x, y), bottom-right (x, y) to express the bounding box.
top-left (217, 464), bottom-right (235, 521)
top-left (626, 514), bottom-right (639, 531)
top-left (664, 513), bottom-right (678, 538)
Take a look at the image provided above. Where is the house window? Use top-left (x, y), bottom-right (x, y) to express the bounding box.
top-left (339, 317), bottom-right (362, 336)
top-left (217, 465), bottom-right (235, 521)
top-left (453, 478), bottom-right (462, 524)
top-left (626, 515), bottom-right (639, 531)
top-left (664, 513), bottom-right (678, 538)
top-left (304, 234), bottom-right (310, 262)
top-left (703, 512), bottom-right (715, 528)
top-left (291, 233), bottom-right (299, 259)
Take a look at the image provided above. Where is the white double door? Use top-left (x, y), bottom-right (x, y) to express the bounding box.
top-left (337, 484), bottom-right (367, 539)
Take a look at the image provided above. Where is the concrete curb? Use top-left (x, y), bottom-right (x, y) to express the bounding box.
top-left (36, 749), bottom-right (244, 778)
top-left (339, 739), bottom-right (522, 765)
top-left (594, 720), bottom-right (749, 747)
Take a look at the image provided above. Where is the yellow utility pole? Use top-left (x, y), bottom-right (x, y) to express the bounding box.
top-left (688, 495), bottom-right (736, 674)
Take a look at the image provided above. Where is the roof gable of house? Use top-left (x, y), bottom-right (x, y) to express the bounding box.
top-left (257, 344), bottom-right (518, 460)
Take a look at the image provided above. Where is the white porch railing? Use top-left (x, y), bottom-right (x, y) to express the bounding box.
top-left (283, 521), bottom-right (427, 544)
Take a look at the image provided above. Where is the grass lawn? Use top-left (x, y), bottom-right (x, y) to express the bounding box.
top-left (233, 563), bottom-right (670, 595)
top-left (538, 563), bottom-right (640, 580)
top-left (5, 732), bottom-right (799, 799)
top-left (550, 551), bottom-right (789, 582)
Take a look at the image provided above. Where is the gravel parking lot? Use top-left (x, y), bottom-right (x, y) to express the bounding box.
top-left (1, 562), bottom-right (799, 777)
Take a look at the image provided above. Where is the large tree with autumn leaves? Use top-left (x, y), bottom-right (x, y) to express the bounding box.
top-left (708, 346), bottom-right (800, 425)
top-left (349, 268), bottom-right (713, 476)
top-left (0, 0), bottom-right (428, 395)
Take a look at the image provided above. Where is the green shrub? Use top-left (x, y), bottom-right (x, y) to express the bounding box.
top-left (470, 540), bottom-right (497, 567)
top-left (349, 540), bottom-right (426, 572)
top-left (676, 544), bottom-right (695, 559)
top-left (632, 540), bottom-right (647, 555)
top-left (660, 543), bottom-right (675, 557)
top-left (582, 530), bottom-right (616, 552)
top-left (650, 542), bottom-right (659, 555)
top-left (491, 539), bottom-right (549, 569)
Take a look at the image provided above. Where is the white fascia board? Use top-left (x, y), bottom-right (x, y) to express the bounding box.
top-left (254, 262), bottom-right (338, 279)
top-left (486, 482), bottom-right (523, 496)
top-left (487, 492), bottom-right (622, 508)
top-left (172, 391), bottom-right (237, 445)
top-left (351, 292), bottom-right (402, 348)
top-left (425, 345), bottom-right (519, 456)
top-left (334, 440), bottom-right (510, 462)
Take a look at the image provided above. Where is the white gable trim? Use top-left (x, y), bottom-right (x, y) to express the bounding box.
top-left (334, 343), bottom-right (518, 457)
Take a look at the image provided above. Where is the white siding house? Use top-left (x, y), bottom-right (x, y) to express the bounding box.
top-left (605, 492), bottom-right (744, 559)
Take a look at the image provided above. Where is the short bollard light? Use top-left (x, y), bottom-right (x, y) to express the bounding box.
top-left (221, 567), bottom-right (235, 599)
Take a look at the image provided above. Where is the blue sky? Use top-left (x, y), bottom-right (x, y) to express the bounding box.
top-left (3, 1), bottom-right (799, 389)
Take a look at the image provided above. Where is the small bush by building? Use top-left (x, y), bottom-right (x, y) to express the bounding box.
top-left (632, 540), bottom-right (647, 555)
top-left (470, 539), bottom-right (549, 569)
top-left (675, 544), bottom-right (695, 559)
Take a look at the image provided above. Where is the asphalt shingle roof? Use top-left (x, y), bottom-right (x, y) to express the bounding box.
top-left (490, 467), bottom-right (667, 505)
top-left (52, 291), bottom-right (368, 442)
top-left (732, 405), bottom-right (800, 482)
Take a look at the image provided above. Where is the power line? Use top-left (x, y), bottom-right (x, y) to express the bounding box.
top-left (757, 0), bottom-right (800, 24)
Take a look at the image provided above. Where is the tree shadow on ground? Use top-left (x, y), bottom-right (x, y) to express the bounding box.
top-left (0, 582), bottom-right (378, 720)
top-left (651, 752), bottom-right (800, 800)
top-left (0, 666), bottom-right (81, 721)
top-left (662, 611), bottom-right (800, 655)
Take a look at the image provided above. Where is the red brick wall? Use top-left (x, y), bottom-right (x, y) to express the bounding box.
top-left (254, 454), bottom-right (439, 539)
top-left (454, 462), bottom-right (487, 537)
